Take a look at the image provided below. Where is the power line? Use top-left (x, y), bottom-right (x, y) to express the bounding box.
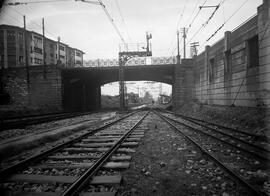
top-left (206, 0), bottom-right (248, 42)
top-left (4, 0), bottom-right (73, 6)
top-left (97, 0), bottom-right (127, 45)
top-left (185, 0), bottom-right (225, 49)
top-left (1, 9), bottom-right (21, 25)
top-left (186, 0), bottom-right (208, 32)
top-left (114, 0), bottom-right (132, 43)
top-left (167, 0), bottom-right (188, 55)
top-left (184, 0), bottom-right (201, 27)
top-left (8, 6), bottom-right (60, 40)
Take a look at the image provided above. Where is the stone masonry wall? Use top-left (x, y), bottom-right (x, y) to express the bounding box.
top-left (172, 59), bottom-right (194, 109)
top-left (0, 65), bottom-right (62, 117)
top-left (193, 0), bottom-right (270, 107)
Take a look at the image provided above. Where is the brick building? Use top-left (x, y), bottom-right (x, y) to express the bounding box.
top-left (0, 24), bottom-right (84, 68)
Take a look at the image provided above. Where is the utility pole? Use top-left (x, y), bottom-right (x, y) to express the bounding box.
top-left (42, 18), bottom-right (46, 78)
top-left (176, 30), bottom-right (180, 64)
top-left (23, 15), bottom-right (30, 89)
top-left (57, 36), bottom-right (60, 67)
top-left (181, 27), bottom-right (187, 59)
top-left (190, 42), bottom-right (199, 57)
top-left (146, 31), bottom-right (152, 53)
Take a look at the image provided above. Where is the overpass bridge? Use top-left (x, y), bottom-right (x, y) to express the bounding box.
top-left (62, 57), bottom-right (194, 111)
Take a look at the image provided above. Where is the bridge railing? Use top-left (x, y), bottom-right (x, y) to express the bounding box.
top-left (84, 56), bottom-right (177, 67)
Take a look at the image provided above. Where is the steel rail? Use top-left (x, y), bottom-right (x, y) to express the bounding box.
top-left (61, 111), bottom-right (149, 196)
top-left (154, 110), bottom-right (264, 196)
top-left (159, 111), bottom-right (269, 162)
top-left (1, 111), bottom-right (96, 130)
top-left (160, 109), bottom-right (269, 154)
top-left (161, 109), bottom-right (264, 139)
top-left (178, 115), bottom-right (270, 153)
top-left (0, 110), bottom-right (138, 179)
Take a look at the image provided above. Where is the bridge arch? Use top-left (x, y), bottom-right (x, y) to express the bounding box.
top-left (62, 64), bottom-right (175, 111)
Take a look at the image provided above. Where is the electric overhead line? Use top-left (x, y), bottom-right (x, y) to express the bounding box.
top-left (184, 0), bottom-right (226, 49)
top-left (97, 0), bottom-right (127, 45)
top-left (183, 0), bottom-right (200, 27)
top-left (167, 0), bottom-right (188, 55)
top-left (114, 0), bottom-right (132, 43)
top-left (206, 0), bottom-right (249, 42)
top-left (169, 0), bottom-right (208, 56)
top-left (7, 6), bottom-right (60, 41)
top-left (186, 0), bottom-right (208, 33)
top-left (4, 0), bottom-right (73, 6)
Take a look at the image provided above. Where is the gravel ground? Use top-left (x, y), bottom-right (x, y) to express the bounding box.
top-left (175, 102), bottom-right (270, 137)
top-left (117, 113), bottom-right (246, 196)
top-left (0, 111), bottom-right (117, 141)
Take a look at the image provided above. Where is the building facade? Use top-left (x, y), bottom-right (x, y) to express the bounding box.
top-left (0, 24), bottom-right (84, 68)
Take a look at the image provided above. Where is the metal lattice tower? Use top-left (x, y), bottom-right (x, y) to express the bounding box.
top-left (118, 32), bottom-right (152, 111)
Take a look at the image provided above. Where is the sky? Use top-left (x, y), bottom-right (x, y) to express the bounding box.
top-left (0, 0), bottom-right (263, 97)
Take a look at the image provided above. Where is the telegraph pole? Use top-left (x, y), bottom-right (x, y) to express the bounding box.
top-left (181, 27), bottom-right (187, 59)
top-left (176, 30), bottom-right (180, 64)
top-left (23, 16), bottom-right (30, 89)
top-left (42, 18), bottom-right (46, 78)
top-left (190, 42), bottom-right (199, 57)
top-left (57, 36), bottom-right (60, 67)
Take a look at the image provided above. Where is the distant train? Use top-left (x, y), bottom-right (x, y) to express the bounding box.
top-left (84, 56), bottom-right (177, 67)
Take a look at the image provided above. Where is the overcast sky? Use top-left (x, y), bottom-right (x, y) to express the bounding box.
top-left (0, 0), bottom-right (262, 60)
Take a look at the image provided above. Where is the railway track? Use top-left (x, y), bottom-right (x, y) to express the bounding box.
top-left (155, 110), bottom-right (269, 196)
top-left (0, 110), bottom-right (149, 196)
top-left (163, 109), bottom-right (267, 141)
top-left (0, 111), bottom-right (97, 131)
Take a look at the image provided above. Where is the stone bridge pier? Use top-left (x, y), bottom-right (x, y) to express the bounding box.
top-left (172, 59), bottom-right (195, 110)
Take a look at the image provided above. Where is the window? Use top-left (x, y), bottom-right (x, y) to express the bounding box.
top-left (18, 32), bottom-right (23, 40)
top-left (19, 56), bottom-right (24, 63)
top-left (59, 45), bottom-right (65, 51)
top-left (247, 35), bottom-right (259, 68)
top-left (224, 50), bottom-right (231, 80)
top-left (33, 35), bottom-right (42, 43)
top-left (59, 55), bottom-right (65, 59)
top-left (34, 58), bottom-right (42, 64)
top-left (31, 57), bottom-right (33, 63)
top-left (7, 30), bottom-right (15, 40)
top-left (209, 58), bottom-right (214, 82)
top-left (0, 30), bottom-right (4, 51)
top-left (75, 51), bottom-right (81, 57)
top-left (76, 60), bottom-right (81, 65)
top-left (34, 47), bottom-right (42, 54)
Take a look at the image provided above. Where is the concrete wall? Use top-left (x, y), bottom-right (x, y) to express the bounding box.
top-left (193, 0), bottom-right (270, 107)
top-left (0, 65), bottom-right (62, 117)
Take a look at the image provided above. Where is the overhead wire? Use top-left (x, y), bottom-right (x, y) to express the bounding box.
top-left (186, 0), bottom-right (208, 32)
top-left (182, 0), bottom-right (226, 54)
top-left (97, 0), bottom-right (127, 45)
top-left (7, 6), bottom-right (63, 41)
top-left (4, 0), bottom-right (73, 5)
top-left (206, 0), bottom-right (249, 42)
top-left (167, 0), bottom-right (188, 56)
top-left (114, 0), bottom-right (132, 43)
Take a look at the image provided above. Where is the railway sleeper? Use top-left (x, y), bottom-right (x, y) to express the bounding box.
top-left (31, 162), bottom-right (130, 169)
top-left (6, 174), bottom-right (122, 185)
